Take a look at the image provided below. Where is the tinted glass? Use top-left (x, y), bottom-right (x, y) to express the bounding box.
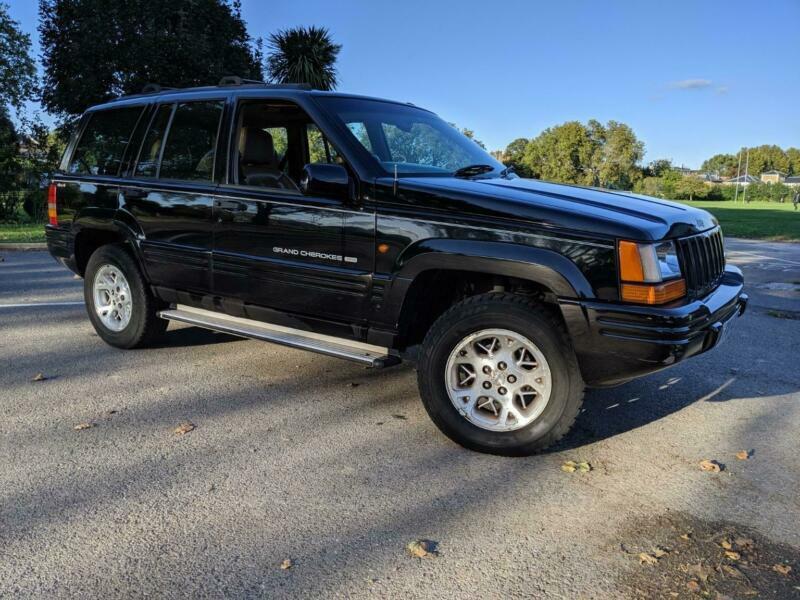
top-left (69, 107), bottom-right (143, 176)
top-left (159, 101), bottom-right (223, 181)
top-left (316, 97), bottom-right (502, 175)
top-left (307, 123), bottom-right (341, 164)
top-left (135, 104), bottom-right (173, 177)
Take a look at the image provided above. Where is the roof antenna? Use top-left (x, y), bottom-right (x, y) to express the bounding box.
top-left (393, 163), bottom-right (398, 196)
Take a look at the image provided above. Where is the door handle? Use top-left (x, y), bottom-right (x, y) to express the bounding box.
top-left (215, 199), bottom-right (247, 211)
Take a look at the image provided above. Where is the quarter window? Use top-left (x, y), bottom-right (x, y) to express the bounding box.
top-left (306, 123), bottom-right (341, 164)
top-left (69, 107), bottom-right (143, 176)
top-left (159, 101), bottom-right (223, 181)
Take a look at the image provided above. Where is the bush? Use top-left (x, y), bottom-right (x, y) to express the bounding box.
top-left (0, 191), bottom-right (23, 221)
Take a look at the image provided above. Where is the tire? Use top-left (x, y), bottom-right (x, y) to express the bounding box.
top-left (84, 244), bottom-right (167, 349)
top-left (417, 293), bottom-right (584, 456)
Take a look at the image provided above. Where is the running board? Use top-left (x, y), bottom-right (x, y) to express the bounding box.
top-left (158, 305), bottom-right (399, 368)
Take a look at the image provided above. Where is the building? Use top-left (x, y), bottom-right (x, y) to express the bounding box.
top-left (760, 170), bottom-right (787, 184)
top-left (785, 176), bottom-right (800, 187)
top-left (722, 174), bottom-right (760, 186)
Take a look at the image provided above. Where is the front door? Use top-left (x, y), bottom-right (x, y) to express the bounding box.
top-left (212, 100), bottom-right (374, 323)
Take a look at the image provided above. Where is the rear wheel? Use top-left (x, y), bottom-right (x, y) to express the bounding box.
top-left (417, 293), bottom-right (584, 456)
top-left (84, 244), bottom-right (167, 348)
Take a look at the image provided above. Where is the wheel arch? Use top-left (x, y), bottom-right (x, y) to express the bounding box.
top-left (72, 214), bottom-right (147, 278)
top-left (387, 239), bottom-right (595, 348)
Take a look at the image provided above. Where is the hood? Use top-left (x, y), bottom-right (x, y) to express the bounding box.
top-left (390, 176), bottom-right (718, 241)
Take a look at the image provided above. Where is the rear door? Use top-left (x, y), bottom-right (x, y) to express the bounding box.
top-left (121, 99), bottom-right (225, 294)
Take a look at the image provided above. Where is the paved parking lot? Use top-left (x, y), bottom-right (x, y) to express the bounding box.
top-left (1, 240), bottom-right (798, 598)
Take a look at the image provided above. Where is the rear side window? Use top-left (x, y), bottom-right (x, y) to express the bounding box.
top-left (158, 101), bottom-right (223, 181)
top-left (135, 104), bottom-right (173, 178)
top-left (69, 107), bottom-right (143, 176)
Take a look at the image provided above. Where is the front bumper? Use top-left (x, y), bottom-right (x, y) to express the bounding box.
top-left (561, 265), bottom-right (747, 387)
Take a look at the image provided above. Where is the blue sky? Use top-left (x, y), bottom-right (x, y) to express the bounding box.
top-left (8, 0), bottom-right (799, 167)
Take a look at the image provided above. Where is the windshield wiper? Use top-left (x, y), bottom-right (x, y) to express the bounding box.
top-left (453, 164), bottom-right (495, 178)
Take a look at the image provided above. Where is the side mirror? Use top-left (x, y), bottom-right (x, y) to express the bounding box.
top-left (300, 163), bottom-right (350, 200)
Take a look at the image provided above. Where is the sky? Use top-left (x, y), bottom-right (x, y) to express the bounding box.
top-left (8, 0), bottom-right (800, 168)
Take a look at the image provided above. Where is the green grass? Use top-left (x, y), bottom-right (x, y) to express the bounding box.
top-left (0, 223), bottom-right (46, 244)
top-left (675, 200), bottom-right (800, 241)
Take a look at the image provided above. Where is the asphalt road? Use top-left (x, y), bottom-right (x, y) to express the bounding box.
top-left (1, 240), bottom-right (798, 598)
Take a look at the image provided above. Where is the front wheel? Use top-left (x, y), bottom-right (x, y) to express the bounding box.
top-left (417, 293), bottom-right (584, 456)
top-left (84, 244), bottom-right (167, 349)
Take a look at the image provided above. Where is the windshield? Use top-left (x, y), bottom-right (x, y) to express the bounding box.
top-left (316, 96), bottom-right (504, 176)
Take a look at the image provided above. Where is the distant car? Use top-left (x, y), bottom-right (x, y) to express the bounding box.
top-left (45, 78), bottom-right (747, 455)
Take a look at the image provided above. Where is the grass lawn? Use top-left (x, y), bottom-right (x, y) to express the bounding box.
top-left (0, 223), bottom-right (46, 244)
top-left (676, 200), bottom-right (800, 241)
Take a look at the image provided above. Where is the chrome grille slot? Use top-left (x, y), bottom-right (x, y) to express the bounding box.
top-left (676, 227), bottom-right (725, 299)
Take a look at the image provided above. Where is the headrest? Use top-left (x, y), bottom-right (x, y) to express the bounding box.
top-left (241, 128), bottom-right (276, 166)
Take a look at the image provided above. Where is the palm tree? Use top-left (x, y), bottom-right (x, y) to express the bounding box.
top-left (266, 26), bottom-right (341, 91)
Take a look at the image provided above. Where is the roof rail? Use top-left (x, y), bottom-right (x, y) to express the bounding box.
top-left (140, 83), bottom-right (177, 94)
top-left (217, 76), bottom-right (313, 90)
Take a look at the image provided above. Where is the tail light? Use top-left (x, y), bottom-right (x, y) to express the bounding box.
top-left (48, 183), bottom-right (58, 226)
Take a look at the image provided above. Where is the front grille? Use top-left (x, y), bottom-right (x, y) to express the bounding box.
top-left (676, 227), bottom-right (725, 298)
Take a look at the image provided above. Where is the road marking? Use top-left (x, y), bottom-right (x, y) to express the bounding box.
top-left (0, 301), bottom-right (84, 309)
top-left (727, 250), bottom-right (800, 267)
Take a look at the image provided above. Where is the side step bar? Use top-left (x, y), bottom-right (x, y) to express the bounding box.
top-left (158, 305), bottom-right (399, 368)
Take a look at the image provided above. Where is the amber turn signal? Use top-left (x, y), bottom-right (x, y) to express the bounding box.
top-left (621, 279), bottom-right (686, 305)
top-left (618, 240), bottom-right (645, 282)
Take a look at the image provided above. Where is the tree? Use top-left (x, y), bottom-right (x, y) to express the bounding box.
top-left (39, 0), bottom-right (263, 120)
top-left (701, 153), bottom-right (738, 178)
top-left (645, 159), bottom-right (673, 178)
top-left (502, 137), bottom-right (531, 177)
top-left (522, 119), bottom-right (643, 190)
top-left (674, 176), bottom-right (709, 201)
top-left (0, 3), bottom-right (37, 114)
top-left (266, 26), bottom-right (341, 91)
top-left (786, 148), bottom-right (800, 175)
top-left (459, 127), bottom-right (485, 149)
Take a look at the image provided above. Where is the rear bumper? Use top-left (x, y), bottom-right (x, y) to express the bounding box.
top-left (45, 225), bottom-right (78, 273)
top-left (561, 265), bottom-right (747, 387)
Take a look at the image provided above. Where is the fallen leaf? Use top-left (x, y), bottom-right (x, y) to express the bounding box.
top-left (73, 422), bottom-right (95, 431)
top-left (724, 550), bottom-right (741, 560)
top-left (734, 537), bottom-right (754, 550)
top-left (686, 579), bottom-right (701, 593)
top-left (720, 539), bottom-right (733, 550)
top-left (699, 459), bottom-right (723, 472)
top-left (687, 562), bottom-right (714, 582)
top-left (680, 533), bottom-right (693, 541)
top-left (406, 539), bottom-right (438, 558)
top-left (173, 422), bottom-right (195, 435)
top-left (721, 564), bottom-right (744, 579)
top-left (638, 552), bottom-right (659, 565)
top-left (736, 450), bottom-right (751, 460)
top-left (280, 558), bottom-right (293, 570)
top-left (391, 414), bottom-right (407, 420)
top-left (32, 372), bottom-right (47, 382)
top-left (653, 546), bottom-right (670, 558)
top-left (576, 461), bottom-right (592, 472)
top-left (773, 563), bottom-right (792, 576)
top-left (561, 461), bottom-right (577, 473)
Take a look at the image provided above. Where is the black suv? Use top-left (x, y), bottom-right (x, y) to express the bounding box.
top-left (45, 79), bottom-right (747, 455)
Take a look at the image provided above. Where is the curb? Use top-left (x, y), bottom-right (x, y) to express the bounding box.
top-left (0, 242), bottom-right (48, 251)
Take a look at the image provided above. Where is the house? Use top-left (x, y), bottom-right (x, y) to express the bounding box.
top-left (722, 174), bottom-right (760, 186)
top-left (760, 170), bottom-right (787, 184)
top-left (785, 176), bottom-right (800, 187)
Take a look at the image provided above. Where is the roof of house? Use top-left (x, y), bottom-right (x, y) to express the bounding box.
top-left (761, 169), bottom-right (787, 175)
top-left (726, 174), bottom-right (760, 183)
top-left (785, 176), bottom-right (800, 183)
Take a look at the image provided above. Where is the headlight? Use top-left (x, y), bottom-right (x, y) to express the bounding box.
top-left (618, 240), bottom-right (686, 304)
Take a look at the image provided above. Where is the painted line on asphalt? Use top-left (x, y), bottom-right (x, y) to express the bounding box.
top-left (0, 301), bottom-right (85, 309)
top-left (727, 250), bottom-right (800, 267)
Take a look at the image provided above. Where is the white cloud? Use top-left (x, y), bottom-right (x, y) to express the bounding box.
top-left (668, 78), bottom-right (714, 90)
